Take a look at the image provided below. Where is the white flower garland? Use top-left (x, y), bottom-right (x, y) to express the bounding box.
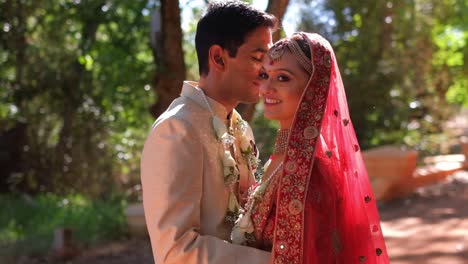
top-left (198, 87), bottom-right (260, 224)
top-left (231, 160), bottom-right (283, 245)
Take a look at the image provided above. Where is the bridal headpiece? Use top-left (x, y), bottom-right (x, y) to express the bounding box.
top-left (268, 33), bottom-right (314, 76)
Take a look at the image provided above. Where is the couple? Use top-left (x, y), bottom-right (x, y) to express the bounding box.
top-left (141, 1), bottom-right (388, 263)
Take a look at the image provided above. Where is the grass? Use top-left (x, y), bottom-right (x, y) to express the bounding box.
top-left (0, 193), bottom-right (128, 257)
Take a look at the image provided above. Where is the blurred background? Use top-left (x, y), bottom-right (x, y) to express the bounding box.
top-left (1, 0), bottom-right (467, 263)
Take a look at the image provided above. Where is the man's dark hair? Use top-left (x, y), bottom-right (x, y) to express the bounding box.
top-left (195, 1), bottom-right (278, 76)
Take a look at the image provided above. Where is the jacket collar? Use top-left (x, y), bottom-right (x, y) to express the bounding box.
top-left (181, 81), bottom-right (230, 121)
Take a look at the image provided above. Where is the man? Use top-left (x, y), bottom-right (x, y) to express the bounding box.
top-left (140, 1), bottom-right (277, 263)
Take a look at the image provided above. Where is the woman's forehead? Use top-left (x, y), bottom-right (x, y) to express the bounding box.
top-left (264, 50), bottom-right (302, 72)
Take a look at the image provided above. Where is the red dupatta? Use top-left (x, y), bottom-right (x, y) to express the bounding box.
top-left (252, 33), bottom-right (389, 263)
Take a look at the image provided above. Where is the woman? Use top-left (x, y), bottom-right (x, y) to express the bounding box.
top-left (231, 33), bottom-right (389, 263)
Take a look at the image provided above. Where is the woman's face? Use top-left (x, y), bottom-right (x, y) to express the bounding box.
top-left (259, 49), bottom-right (310, 128)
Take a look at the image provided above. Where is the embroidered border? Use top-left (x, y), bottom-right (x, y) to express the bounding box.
top-left (272, 35), bottom-right (332, 264)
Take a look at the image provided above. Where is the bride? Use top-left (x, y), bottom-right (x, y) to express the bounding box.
top-left (232, 32), bottom-right (389, 263)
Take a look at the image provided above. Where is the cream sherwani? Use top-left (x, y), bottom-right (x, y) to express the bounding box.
top-left (141, 81), bottom-right (270, 263)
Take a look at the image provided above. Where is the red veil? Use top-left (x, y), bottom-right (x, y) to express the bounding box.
top-left (251, 33), bottom-right (389, 263)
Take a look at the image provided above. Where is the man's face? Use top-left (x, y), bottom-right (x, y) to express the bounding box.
top-left (222, 26), bottom-right (272, 104)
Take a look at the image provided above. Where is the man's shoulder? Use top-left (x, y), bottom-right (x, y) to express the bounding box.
top-left (151, 96), bottom-right (209, 135)
top-left (143, 97), bottom-right (212, 151)
top-left (157, 96), bottom-right (207, 122)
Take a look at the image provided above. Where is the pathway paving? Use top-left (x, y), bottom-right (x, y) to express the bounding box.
top-left (380, 170), bottom-right (468, 264)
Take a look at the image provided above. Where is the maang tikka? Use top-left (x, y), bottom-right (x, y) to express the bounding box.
top-left (267, 34), bottom-right (314, 75)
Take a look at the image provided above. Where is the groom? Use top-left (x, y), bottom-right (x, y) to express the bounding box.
top-left (140, 1), bottom-right (277, 263)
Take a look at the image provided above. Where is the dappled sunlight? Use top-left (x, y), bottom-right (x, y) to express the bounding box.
top-left (1, 0), bottom-right (466, 262)
top-left (380, 171), bottom-right (468, 263)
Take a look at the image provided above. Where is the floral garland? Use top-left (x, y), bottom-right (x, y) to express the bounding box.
top-left (198, 88), bottom-right (260, 224)
top-left (230, 159), bottom-right (283, 245)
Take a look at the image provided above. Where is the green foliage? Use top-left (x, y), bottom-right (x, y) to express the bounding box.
top-left (1, 0), bottom-right (466, 197)
top-left (0, 194), bottom-right (127, 256)
top-left (251, 103), bottom-right (279, 163)
top-left (182, 4), bottom-right (204, 80)
top-left (446, 79), bottom-right (468, 106)
top-left (0, 0), bottom-right (155, 194)
top-left (295, 0), bottom-right (467, 154)
top-left (432, 26), bottom-right (465, 67)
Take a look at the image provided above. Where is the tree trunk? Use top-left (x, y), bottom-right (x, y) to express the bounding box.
top-left (0, 123), bottom-right (27, 192)
top-left (266, 0), bottom-right (290, 41)
top-left (150, 0), bottom-right (186, 118)
top-left (54, 2), bottom-right (105, 191)
top-left (237, 0), bottom-right (290, 121)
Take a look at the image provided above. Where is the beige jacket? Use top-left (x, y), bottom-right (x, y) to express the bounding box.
top-left (141, 81), bottom-right (270, 263)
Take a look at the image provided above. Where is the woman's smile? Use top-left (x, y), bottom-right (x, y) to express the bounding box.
top-left (263, 97), bottom-right (282, 105)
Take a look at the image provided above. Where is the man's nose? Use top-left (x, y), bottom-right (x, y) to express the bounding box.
top-left (259, 80), bottom-right (271, 96)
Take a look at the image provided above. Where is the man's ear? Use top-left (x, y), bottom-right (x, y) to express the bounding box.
top-left (208, 45), bottom-right (226, 71)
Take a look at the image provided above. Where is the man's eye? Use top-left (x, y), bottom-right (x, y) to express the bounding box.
top-left (252, 56), bottom-right (262, 62)
top-left (259, 72), bottom-right (269, 80)
top-left (278, 75), bottom-right (290, 82)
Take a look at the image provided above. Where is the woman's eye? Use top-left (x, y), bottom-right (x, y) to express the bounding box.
top-left (278, 75), bottom-right (290, 82)
top-left (259, 72), bottom-right (269, 80)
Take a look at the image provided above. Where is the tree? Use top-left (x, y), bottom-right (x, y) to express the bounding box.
top-left (149, 0), bottom-right (186, 118)
top-left (149, 0), bottom-right (291, 120)
top-left (0, 0), bottom-right (155, 194)
top-left (296, 0), bottom-right (467, 153)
